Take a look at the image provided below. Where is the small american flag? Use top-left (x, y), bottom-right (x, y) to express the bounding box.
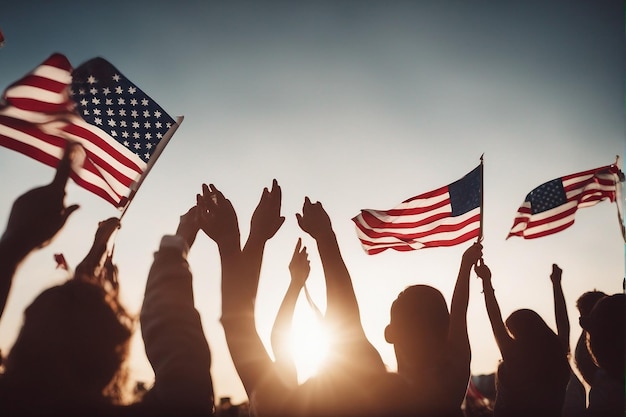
top-left (507, 164), bottom-right (621, 239)
top-left (352, 164), bottom-right (482, 255)
top-left (0, 53), bottom-right (181, 208)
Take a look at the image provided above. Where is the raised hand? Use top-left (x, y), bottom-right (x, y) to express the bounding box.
top-left (550, 263), bottom-right (562, 284)
top-left (75, 217), bottom-right (120, 283)
top-left (474, 258), bottom-right (492, 281)
top-left (461, 241), bottom-right (483, 269)
top-left (295, 197), bottom-right (333, 239)
top-left (289, 237), bottom-right (310, 287)
top-left (249, 179), bottom-right (285, 242)
top-left (197, 183), bottom-right (240, 250)
top-left (1, 142), bottom-right (81, 256)
top-left (176, 205), bottom-right (201, 249)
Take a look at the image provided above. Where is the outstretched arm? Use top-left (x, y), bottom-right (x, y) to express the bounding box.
top-left (296, 197), bottom-right (384, 373)
top-left (0, 143), bottom-right (80, 320)
top-left (448, 242), bottom-right (482, 359)
top-left (475, 259), bottom-right (513, 358)
top-left (271, 238), bottom-right (310, 387)
top-left (550, 264), bottom-right (570, 355)
top-left (141, 205), bottom-right (214, 415)
top-left (200, 182), bottom-right (287, 413)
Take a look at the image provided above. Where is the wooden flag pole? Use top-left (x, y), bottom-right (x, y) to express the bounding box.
top-left (119, 115), bottom-right (184, 221)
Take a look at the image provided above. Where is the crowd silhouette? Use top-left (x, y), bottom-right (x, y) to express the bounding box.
top-left (0, 142), bottom-right (624, 416)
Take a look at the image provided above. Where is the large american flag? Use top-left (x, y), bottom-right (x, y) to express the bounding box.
top-left (507, 164), bottom-right (621, 239)
top-left (352, 165), bottom-right (482, 255)
top-left (0, 53), bottom-right (180, 208)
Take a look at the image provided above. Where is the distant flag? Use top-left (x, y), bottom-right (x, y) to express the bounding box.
top-left (507, 164), bottom-right (623, 239)
top-left (0, 53), bottom-right (182, 209)
top-left (0, 28), bottom-right (4, 47)
top-left (352, 163), bottom-right (482, 255)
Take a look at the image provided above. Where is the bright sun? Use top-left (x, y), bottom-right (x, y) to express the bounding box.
top-left (289, 303), bottom-right (329, 383)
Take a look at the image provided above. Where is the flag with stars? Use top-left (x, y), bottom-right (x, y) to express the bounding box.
top-left (507, 164), bottom-right (621, 239)
top-left (0, 53), bottom-right (181, 208)
top-left (352, 164), bottom-right (482, 254)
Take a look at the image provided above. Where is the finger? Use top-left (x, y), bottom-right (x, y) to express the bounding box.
top-left (296, 213), bottom-right (304, 229)
top-left (294, 237), bottom-right (302, 255)
top-left (61, 204), bottom-right (80, 222)
top-left (51, 142), bottom-right (81, 191)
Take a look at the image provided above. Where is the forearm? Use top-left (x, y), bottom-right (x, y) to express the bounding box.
top-left (315, 231), bottom-right (361, 325)
top-left (481, 279), bottom-right (510, 355)
top-left (141, 236), bottom-right (213, 415)
top-left (448, 260), bottom-right (471, 355)
top-left (0, 239), bottom-right (30, 321)
top-left (552, 282), bottom-right (570, 353)
top-left (271, 283), bottom-right (300, 356)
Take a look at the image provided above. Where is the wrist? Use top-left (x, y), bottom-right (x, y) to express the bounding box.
top-left (0, 235), bottom-right (32, 264)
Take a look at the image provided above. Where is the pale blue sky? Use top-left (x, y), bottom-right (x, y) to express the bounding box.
top-left (0, 1), bottom-right (623, 404)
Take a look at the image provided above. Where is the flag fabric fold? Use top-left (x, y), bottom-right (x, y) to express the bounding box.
top-left (352, 165), bottom-right (482, 255)
top-left (507, 164), bottom-right (621, 239)
top-left (0, 53), bottom-right (179, 208)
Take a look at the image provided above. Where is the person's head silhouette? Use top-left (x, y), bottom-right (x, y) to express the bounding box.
top-left (385, 284), bottom-right (450, 371)
top-left (4, 276), bottom-right (133, 406)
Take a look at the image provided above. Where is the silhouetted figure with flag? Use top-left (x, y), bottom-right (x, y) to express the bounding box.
top-left (476, 259), bottom-right (570, 416)
top-left (384, 241), bottom-right (483, 417)
top-left (0, 151), bottom-right (214, 415)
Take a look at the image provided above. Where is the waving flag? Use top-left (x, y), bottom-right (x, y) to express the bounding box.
top-left (0, 53), bottom-right (181, 208)
top-left (352, 164), bottom-right (482, 255)
top-left (507, 164), bottom-right (621, 239)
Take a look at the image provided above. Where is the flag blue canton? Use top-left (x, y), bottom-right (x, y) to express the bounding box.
top-left (449, 165), bottom-right (481, 216)
top-left (526, 178), bottom-right (567, 214)
top-left (70, 58), bottom-right (175, 163)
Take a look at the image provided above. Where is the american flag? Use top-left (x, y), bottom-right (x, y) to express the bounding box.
top-left (0, 53), bottom-right (180, 208)
top-left (352, 165), bottom-right (482, 255)
top-left (507, 164), bottom-right (621, 239)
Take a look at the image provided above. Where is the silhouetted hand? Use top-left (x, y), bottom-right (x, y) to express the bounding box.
top-left (474, 258), bottom-right (492, 281)
top-left (198, 183), bottom-right (240, 249)
top-left (461, 242), bottom-right (483, 269)
top-left (296, 197), bottom-right (333, 240)
top-left (75, 217), bottom-right (120, 282)
top-left (250, 179), bottom-right (285, 242)
top-left (1, 143), bottom-right (80, 257)
top-left (176, 205), bottom-right (201, 249)
top-left (550, 263), bottom-right (562, 284)
top-left (289, 237), bottom-right (310, 287)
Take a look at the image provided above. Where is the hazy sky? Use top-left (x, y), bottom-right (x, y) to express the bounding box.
top-left (0, 1), bottom-right (623, 404)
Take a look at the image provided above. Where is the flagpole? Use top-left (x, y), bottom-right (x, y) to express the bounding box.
top-left (613, 155), bottom-right (625, 242)
top-left (119, 115), bottom-right (184, 220)
top-left (478, 153), bottom-right (484, 243)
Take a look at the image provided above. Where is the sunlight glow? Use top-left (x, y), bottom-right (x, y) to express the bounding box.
top-left (290, 306), bottom-right (329, 383)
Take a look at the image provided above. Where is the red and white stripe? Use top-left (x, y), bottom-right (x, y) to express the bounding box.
top-left (0, 53), bottom-right (146, 207)
top-left (352, 184), bottom-right (480, 255)
top-left (507, 165), bottom-right (619, 239)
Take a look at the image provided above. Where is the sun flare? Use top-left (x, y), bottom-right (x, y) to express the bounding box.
top-left (290, 306), bottom-right (329, 383)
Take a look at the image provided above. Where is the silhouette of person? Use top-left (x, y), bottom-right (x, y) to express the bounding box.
top-left (475, 258), bottom-right (570, 417)
top-left (573, 290), bottom-right (607, 388)
top-left (0, 190), bottom-right (214, 416)
top-left (205, 180), bottom-right (482, 417)
top-left (0, 142), bottom-right (80, 321)
top-left (270, 237), bottom-right (312, 387)
top-left (579, 293), bottom-right (625, 417)
top-left (384, 241), bottom-right (483, 417)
